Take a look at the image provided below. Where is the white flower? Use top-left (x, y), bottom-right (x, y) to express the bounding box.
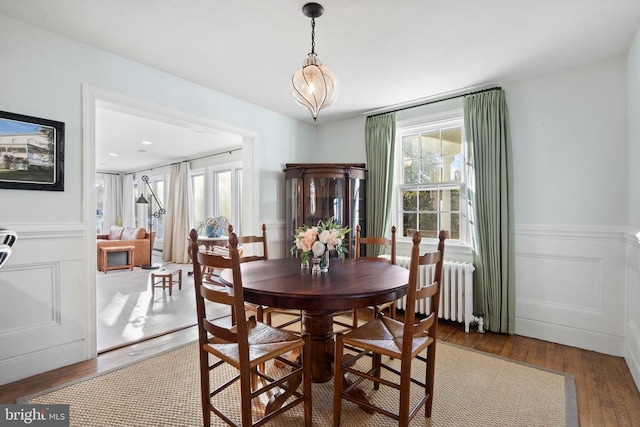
top-left (319, 230), bottom-right (331, 244)
top-left (312, 240), bottom-right (326, 256)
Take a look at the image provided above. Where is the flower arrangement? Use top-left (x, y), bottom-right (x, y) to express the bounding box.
top-left (291, 217), bottom-right (350, 265)
top-left (197, 216), bottom-right (229, 237)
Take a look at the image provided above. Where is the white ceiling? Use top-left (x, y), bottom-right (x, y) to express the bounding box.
top-left (94, 104), bottom-right (242, 173)
top-left (1, 0), bottom-right (640, 172)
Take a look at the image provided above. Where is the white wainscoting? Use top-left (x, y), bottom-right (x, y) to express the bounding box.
top-left (0, 223), bottom-right (87, 386)
top-left (515, 225), bottom-right (627, 357)
top-left (625, 232), bottom-right (640, 392)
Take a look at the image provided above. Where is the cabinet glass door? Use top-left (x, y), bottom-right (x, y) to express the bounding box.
top-left (304, 176), bottom-right (344, 227)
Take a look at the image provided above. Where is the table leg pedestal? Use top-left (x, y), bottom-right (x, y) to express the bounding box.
top-left (301, 310), bottom-right (335, 383)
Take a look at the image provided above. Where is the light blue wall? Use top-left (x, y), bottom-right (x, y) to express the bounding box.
top-left (629, 26), bottom-right (640, 229)
top-left (506, 58), bottom-right (628, 226)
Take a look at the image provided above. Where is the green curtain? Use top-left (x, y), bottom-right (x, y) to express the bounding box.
top-left (464, 89), bottom-right (515, 334)
top-left (365, 113), bottom-right (396, 255)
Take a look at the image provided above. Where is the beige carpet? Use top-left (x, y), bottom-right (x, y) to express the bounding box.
top-left (21, 339), bottom-right (577, 427)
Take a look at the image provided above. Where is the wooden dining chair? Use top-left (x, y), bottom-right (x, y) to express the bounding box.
top-left (230, 224), bottom-right (302, 332)
top-left (189, 228), bottom-right (312, 427)
top-left (331, 225), bottom-right (397, 331)
top-left (333, 230), bottom-right (445, 427)
top-left (354, 224), bottom-right (397, 320)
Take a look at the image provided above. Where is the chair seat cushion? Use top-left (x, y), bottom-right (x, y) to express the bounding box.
top-left (205, 320), bottom-right (304, 369)
top-left (342, 317), bottom-right (433, 358)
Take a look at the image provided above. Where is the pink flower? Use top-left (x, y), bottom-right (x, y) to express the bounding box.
top-left (296, 227), bottom-right (318, 252)
top-left (325, 229), bottom-right (341, 250)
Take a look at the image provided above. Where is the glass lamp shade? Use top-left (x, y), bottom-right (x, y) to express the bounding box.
top-left (292, 54), bottom-right (339, 120)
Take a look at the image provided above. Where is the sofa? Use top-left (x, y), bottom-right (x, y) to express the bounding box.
top-left (97, 225), bottom-right (155, 270)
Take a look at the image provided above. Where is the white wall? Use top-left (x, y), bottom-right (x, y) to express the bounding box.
top-left (0, 13), bottom-right (315, 385)
top-left (625, 25), bottom-right (640, 392)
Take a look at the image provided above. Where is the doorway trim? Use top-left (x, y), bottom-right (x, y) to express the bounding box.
top-left (82, 84), bottom-right (259, 357)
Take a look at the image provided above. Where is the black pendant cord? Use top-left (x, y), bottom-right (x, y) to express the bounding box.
top-left (310, 17), bottom-right (316, 55)
top-left (367, 86), bottom-right (502, 118)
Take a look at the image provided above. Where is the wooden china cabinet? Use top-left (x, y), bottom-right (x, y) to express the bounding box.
top-left (284, 163), bottom-right (367, 258)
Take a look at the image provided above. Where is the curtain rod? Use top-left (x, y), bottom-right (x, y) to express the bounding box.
top-left (366, 86), bottom-right (502, 119)
top-left (125, 147), bottom-right (242, 175)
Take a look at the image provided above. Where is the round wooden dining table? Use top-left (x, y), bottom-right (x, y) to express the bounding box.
top-left (219, 257), bottom-right (409, 382)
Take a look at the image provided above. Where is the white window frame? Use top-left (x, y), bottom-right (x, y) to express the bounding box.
top-left (190, 161), bottom-right (242, 234)
top-left (394, 109), bottom-right (470, 247)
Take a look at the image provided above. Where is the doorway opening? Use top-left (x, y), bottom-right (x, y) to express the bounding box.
top-left (83, 84), bottom-right (258, 354)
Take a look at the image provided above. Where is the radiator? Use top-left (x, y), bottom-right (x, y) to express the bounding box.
top-left (386, 255), bottom-right (477, 333)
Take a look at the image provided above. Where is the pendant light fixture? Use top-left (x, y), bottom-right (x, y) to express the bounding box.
top-left (291, 2), bottom-right (338, 121)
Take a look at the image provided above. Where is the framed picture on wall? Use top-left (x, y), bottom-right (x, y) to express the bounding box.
top-left (0, 110), bottom-right (64, 191)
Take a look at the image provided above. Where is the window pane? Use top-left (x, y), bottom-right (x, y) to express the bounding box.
top-left (154, 181), bottom-right (164, 238)
top-left (418, 189), bottom-right (438, 211)
top-left (440, 212), bottom-right (460, 240)
top-left (95, 181), bottom-right (104, 233)
top-left (421, 131), bottom-right (440, 156)
top-left (236, 169), bottom-right (242, 233)
top-left (440, 188), bottom-right (460, 211)
top-left (402, 189), bottom-right (417, 210)
top-left (404, 160), bottom-right (423, 184)
top-left (422, 159), bottom-right (440, 183)
top-left (192, 174), bottom-right (205, 227)
top-left (443, 154), bottom-right (463, 181)
top-left (403, 212), bottom-right (417, 237)
top-left (441, 128), bottom-right (461, 155)
top-left (134, 182), bottom-right (142, 229)
top-left (402, 135), bottom-right (419, 160)
top-left (403, 135), bottom-right (421, 184)
top-left (217, 171), bottom-right (232, 220)
top-left (418, 213), bottom-right (438, 238)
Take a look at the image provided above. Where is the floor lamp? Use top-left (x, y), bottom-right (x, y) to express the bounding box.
top-left (135, 175), bottom-right (166, 270)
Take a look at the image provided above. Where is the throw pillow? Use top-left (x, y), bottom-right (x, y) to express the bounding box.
top-left (121, 227), bottom-right (146, 240)
top-left (108, 225), bottom-right (124, 240)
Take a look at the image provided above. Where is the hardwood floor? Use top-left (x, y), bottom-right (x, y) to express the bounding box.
top-left (1, 319), bottom-right (639, 426)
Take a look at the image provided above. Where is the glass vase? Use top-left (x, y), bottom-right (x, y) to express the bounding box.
top-left (319, 251), bottom-right (329, 273)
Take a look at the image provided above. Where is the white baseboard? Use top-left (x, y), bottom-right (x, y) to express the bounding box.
top-left (0, 340), bottom-right (85, 386)
top-left (515, 318), bottom-right (624, 356)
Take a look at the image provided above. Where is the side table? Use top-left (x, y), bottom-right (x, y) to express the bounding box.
top-left (101, 246), bottom-right (135, 274)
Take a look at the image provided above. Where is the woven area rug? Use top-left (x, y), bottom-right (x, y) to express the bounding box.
top-left (20, 339), bottom-right (577, 427)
